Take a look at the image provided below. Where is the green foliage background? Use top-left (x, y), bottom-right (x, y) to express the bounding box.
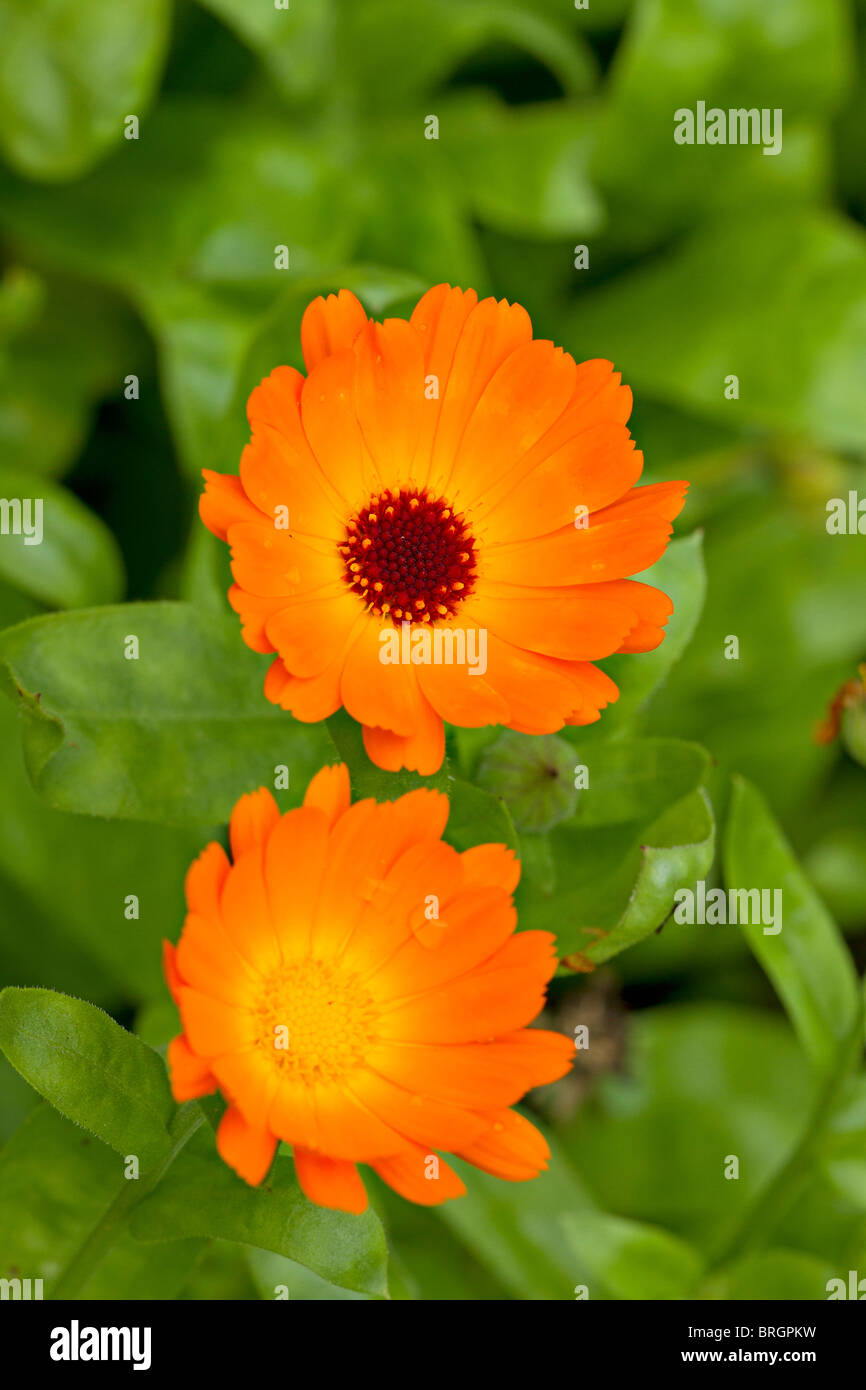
top-left (0, 0), bottom-right (865, 1300)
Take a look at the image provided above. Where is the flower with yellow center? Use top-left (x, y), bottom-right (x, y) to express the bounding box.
top-left (164, 764), bottom-right (573, 1211)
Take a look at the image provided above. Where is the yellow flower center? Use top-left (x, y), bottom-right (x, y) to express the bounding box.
top-left (253, 958), bottom-right (378, 1083)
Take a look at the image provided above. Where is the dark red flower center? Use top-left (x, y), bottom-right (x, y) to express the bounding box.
top-left (340, 487), bottom-right (477, 624)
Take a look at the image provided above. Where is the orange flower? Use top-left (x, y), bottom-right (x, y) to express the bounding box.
top-left (163, 764), bottom-right (572, 1212)
top-left (202, 284), bottom-right (687, 773)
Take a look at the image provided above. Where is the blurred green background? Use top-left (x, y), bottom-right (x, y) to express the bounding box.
top-left (0, 0), bottom-right (865, 1299)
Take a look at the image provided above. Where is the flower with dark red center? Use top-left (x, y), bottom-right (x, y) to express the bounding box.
top-left (200, 284), bottom-right (688, 773)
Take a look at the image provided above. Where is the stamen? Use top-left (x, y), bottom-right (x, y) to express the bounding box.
top-left (340, 486), bottom-right (477, 624)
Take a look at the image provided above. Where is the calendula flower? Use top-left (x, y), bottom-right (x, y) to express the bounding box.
top-left (202, 284), bottom-right (687, 773)
top-left (163, 765), bottom-right (572, 1212)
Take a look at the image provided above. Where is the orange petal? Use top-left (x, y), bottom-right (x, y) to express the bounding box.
top-left (264, 805), bottom-right (331, 960)
top-left (265, 587), bottom-right (360, 679)
top-left (227, 584), bottom-right (283, 654)
top-left (178, 986), bottom-right (256, 1057)
top-left (312, 799), bottom-right (381, 954)
top-left (227, 520), bottom-right (341, 600)
top-left (167, 1033), bottom-right (217, 1102)
top-left (239, 430), bottom-right (341, 542)
top-left (199, 470), bottom-right (263, 541)
top-left (301, 351), bottom-right (375, 507)
top-left (176, 911), bottom-right (257, 1005)
top-left (351, 318), bottom-right (426, 483)
top-left (263, 650), bottom-right (346, 721)
top-left (367, 1028), bottom-right (571, 1109)
top-left (362, 699), bottom-right (445, 774)
top-left (569, 358), bottom-right (634, 425)
top-left (415, 639), bottom-right (511, 727)
top-left (216, 1103), bottom-right (277, 1186)
top-left (229, 787), bottom-right (280, 861)
top-left (220, 852), bottom-right (282, 972)
top-left (185, 840), bottom-right (230, 918)
top-left (211, 1048), bottom-right (281, 1129)
top-left (248, 365), bottom-right (350, 517)
top-left (475, 424), bottom-right (643, 540)
top-left (480, 632), bottom-right (610, 732)
top-left (466, 584), bottom-right (638, 661)
top-left (344, 837), bottom-right (464, 977)
top-left (303, 762), bottom-right (351, 825)
top-left (349, 1071), bottom-right (487, 1150)
top-left (604, 578), bottom-right (674, 653)
top-left (451, 339), bottom-right (577, 503)
top-left (272, 1078), bottom-right (407, 1161)
top-left (457, 1108), bottom-right (550, 1181)
top-left (460, 843), bottom-right (521, 893)
top-left (341, 621), bottom-right (430, 737)
top-left (293, 1147), bottom-right (368, 1213)
top-left (372, 1144), bottom-right (466, 1206)
top-left (382, 786), bottom-right (450, 852)
top-left (301, 289), bottom-right (368, 372)
top-left (479, 480), bottom-right (688, 587)
top-left (421, 293), bottom-right (533, 495)
top-left (378, 931), bottom-right (557, 1044)
top-left (371, 886), bottom-right (517, 997)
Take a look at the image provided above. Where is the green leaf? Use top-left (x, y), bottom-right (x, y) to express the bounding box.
top-left (564, 1003), bottom-right (821, 1254)
top-left (0, 0), bottom-right (171, 180)
top-left (0, 988), bottom-right (174, 1167)
top-left (567, 211), bottom-right (866, 452)
top-left (591, 0), bottom-right (851, 250)
top-left (131, 1124), bottom-right (389, 1298)
top-left (197, 0), bottom-right (336, 103)
top-left (0, 98), bottom-right (355, 292)
top-left (437, 93), bottom-right (603, 239)
top-left (437, 1132), bottom-right (597, 1299)
top-left (245, 1247), bottom-right (371, 1302)
top-left (515, 738), bottom-right (713, 958)
top-left (724, 776), bottom-right (861, 1074)
top-left (374, 1183), bottom-right (509, 1299)
top-left (0, 464), bottom-right (123, 609)
top-left (0, 1104), bottom-right (205, 1299)
top-left (338, 0), bottom-right (597, 111)
top-left (0, 694), bottom-right (201, 1002)
top-left (355, 130), bottom-right (487, 292)
top-left (0, 601), bottom-right (333, 824)
top-left (438, 1126), bottom-right (702, 1299)
top-left (443, 777), bottom-right (518, 853)
top-left (701, 1248), bottom-right (836, 1300)
top-left (581, 789), bottom-right (716, 966)
top-left (582, 532), bottom-right (707, 738)
top-left (559, 1210), bottom-right (703, 1300)
top-left (0, 271), bottom-right (144, 480)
